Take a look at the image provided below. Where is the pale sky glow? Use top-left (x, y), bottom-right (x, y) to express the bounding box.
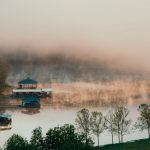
top-left (0, 0), bottom-right (150, 69)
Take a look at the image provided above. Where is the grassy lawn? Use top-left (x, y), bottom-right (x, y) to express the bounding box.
top-left (94, 139), bottom-right (150, 150)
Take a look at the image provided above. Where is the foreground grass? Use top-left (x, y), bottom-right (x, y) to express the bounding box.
top-left (95, 139), bottom-right (150, 150)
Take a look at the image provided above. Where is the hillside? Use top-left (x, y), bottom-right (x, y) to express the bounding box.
top-left (98, 139), bottom-right (150, 150)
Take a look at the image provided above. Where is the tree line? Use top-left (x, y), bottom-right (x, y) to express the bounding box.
top-left (76, 104), bottom-right (150, 147)
top-left (3, 104), bottom-right (150, 150)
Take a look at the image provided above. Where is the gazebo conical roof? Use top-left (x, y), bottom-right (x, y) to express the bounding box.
top-left (18, 78), bottom-right (38, 85)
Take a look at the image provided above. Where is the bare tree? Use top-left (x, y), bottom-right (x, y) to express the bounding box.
top-left (75, 108), bottom-right (91, 145)
top-left (113, 106), bottom-right (131, 143)
top-left (0, 58), bottom-right (9, 83)
top-left (105, 110), bottom-right (116, 144)
top-left (0, 57), bottom-right (9, 93)
top-left (90, 111), bottom-right (105, 147)
top-left (135, 104), bottom-right (150, 139)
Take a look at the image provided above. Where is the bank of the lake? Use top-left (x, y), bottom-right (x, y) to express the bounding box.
top-left (0, 104), bottom-right (148, 147)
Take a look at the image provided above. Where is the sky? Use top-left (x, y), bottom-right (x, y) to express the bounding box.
top-left (0, 0), bottom-right (150, 70)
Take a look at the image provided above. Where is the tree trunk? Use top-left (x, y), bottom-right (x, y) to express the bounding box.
top-left (118, 132), bottom-right (121, 143)
top-left (111, 133), bottom-right (114, 144)
top-left (118, 122), bottom-right (121, 143)
top-left (97, 135), bottom-right (100, 147)
top-left (148, 126), bottom-right (150, 139)
top-left (121, 134), bottom-right (123, 143)
top-left (85, 133), bottom-right (88, 145)
top-left (121, 120), bottom-right (124, 143)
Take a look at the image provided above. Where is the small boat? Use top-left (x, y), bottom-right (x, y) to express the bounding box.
top-left (0, 127), bottom-right (12, 131)
top-left (0, 114), bottom-right (12, 126)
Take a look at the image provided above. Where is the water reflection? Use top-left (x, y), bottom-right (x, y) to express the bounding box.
top-left (21, 108), bottom-right (40, 115)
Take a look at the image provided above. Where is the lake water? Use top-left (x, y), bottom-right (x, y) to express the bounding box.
top-left (0, 104), bottom-right (148, 147)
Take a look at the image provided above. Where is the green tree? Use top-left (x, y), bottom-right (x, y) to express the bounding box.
top-left (45, 124), bottom-right (92, 150)
top-left (90, 111), bottom-right (105, 147)
top-left (135, 104), bottom-right (150, 139)
top-left (4, 134), bottom-right (29, 150)
top-left (30, 127), bottom-right (44, 150)
top-left (75, 108), bottom-right (92, 145)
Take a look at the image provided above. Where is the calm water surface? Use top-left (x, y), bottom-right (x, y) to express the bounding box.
top-left (0, 104), bottom-right (148, 147)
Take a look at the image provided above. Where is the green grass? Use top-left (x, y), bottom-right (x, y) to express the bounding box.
top-left (94, 139), bottom-right (150, 150)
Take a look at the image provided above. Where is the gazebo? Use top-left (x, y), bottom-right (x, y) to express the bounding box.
top-left (18, 78), bottom-right (38, 89)
top-left (13, 77), bottom-right (53, 100)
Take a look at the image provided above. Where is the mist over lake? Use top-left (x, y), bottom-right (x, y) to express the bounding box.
top-left (0, 1), bottom-right (150, 149)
